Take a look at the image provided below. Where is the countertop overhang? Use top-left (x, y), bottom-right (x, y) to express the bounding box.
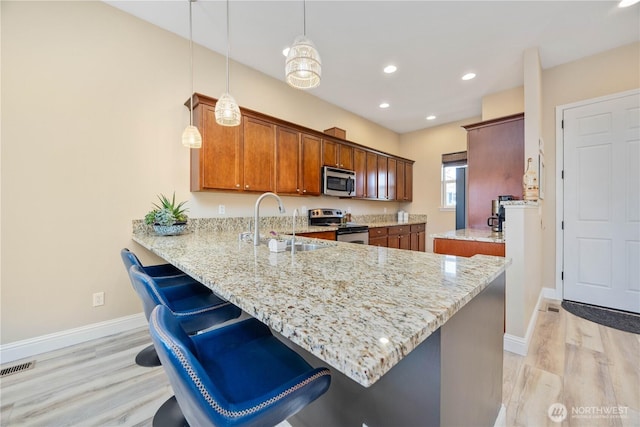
top-left (132, 229), bottom-right (510, 387)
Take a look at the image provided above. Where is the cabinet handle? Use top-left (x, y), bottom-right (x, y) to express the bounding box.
top-left (236, 184), bottom-right (240, 188)
top-left (303, 189), bottom-right (306, 193)
top-left (245, 185), bottom-right (249, 189)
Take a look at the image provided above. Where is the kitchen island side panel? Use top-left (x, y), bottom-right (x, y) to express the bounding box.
top-left (287, 272), bottom-right (505, 427)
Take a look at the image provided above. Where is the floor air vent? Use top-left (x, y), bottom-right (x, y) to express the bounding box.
top-left (547, 304), bottom-right (560, 313)
top-left (1, 361), bottom-right (35, 377)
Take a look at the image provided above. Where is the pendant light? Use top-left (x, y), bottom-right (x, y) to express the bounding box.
top-left (285, 0), bottom-right (321, 90)
top-left (182, 0), bottom-right (202, 148)
top-left (215, 0), bottom-right (241, 126)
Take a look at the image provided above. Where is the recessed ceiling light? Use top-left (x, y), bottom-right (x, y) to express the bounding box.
top-left (379, 102), bottom-right (390, 109)
top-left (282, 47), bottom-right (290, 56)
top-left (383, 65), bottom-right (397, 74)
top-left (426, 115), bottom-right (436, 120)
top-left (462, 72), bottom-right (476, 81)
top-left (619, 0), bottom-right (640, 7)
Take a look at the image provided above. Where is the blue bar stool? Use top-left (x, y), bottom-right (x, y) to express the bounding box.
top-left (121, 248), bottom-right (198, 288)
top-left (149, 305), bottom-right (331, 427)
top-left (122, 248), bottom-right (221, 367)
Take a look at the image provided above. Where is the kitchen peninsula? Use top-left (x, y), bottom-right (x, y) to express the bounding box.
top-left (133, 225), bottom-right (510, 426)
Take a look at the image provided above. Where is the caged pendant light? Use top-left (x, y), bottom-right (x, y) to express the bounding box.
top-left (285, 0), bottom-right (321, 90)
top-left (182, 0), bottom-right (202, 148)
top-left (215, 0), bottom-right (241, 126)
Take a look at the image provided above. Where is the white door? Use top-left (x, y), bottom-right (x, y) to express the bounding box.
top-left (563, 91), bottom-right (640, 313)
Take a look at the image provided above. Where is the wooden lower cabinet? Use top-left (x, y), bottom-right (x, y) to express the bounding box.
top-left (297, 231), bottom-right (336, 241)
top-left (368, 224), bottom-right (426, 252)
top-left (433, 238), bottom-right (505, 257)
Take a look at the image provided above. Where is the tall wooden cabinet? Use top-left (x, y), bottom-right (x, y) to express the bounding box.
top-left (463, 113), bottom-right (524, 229)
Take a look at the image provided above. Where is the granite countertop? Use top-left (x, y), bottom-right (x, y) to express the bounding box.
top-left (430, 228), bottom-right (505, 244)
top-left (132, 229), bottom-right (509, 387)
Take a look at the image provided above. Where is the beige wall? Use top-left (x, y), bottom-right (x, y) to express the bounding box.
top-left (399, 117), bottom-right (481, 252)
top-left (540, 42), bottom-right (640, 292)
top-left (0, 1), bottom-right (400, 343)
top-left (482, 86), bottom-right (524, 121)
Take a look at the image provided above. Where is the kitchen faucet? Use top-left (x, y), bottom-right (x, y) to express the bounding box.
top-left (291, 208), bottom-right (299, 246)
top-left (254, 192), bottom-right (285, 246)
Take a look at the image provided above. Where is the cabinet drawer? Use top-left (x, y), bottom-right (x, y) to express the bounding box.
top-left (388, 225), bottom-right (408, 235)
top-left (369, 227), bottom-right (388, 237)
top-left (410, 223), bottom-right (426, 232)
top-left (297, 231), bottom-right (336, 241)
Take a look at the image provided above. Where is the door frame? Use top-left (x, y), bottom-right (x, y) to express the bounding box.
top-left (555, 88), bottom-right (640, 300)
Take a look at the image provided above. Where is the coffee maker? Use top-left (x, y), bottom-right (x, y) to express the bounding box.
top-left (487, 195), bottom-right (513, 232)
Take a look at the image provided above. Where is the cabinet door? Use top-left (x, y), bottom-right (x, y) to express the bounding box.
top-left (366, 152), bottom-right (378, 199)
top-left (243, 116), bottom-right (275, 192)
top-left (353, 148), bottom-right (366, 198)
top-left (322, 140), bottom-right (338, 167)
top-left (396, 160), bottom-right (406, 201)
top-left (399, 234), bottom-right (411, 250)
top-left (377, 156), bottom-right (388, 200)
top-left (195, 104), bottom-right (243, 191)
top-left (404, 162), bottom-right (413, 201)
top-left (369, 236), bottom-right (388, 247)
top-left (300, 133), bottom-right (322, 195)
top-left (387, 157), bottom-right (397, 201)
top-left (275, 126), bottom-right (300, 195)
top-left (418, 231), bottom-right (426, 252)
top-left (339, 144), bottom-right (354, 170)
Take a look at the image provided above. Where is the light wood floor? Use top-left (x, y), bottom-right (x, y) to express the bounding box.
top-left (1, 300), bottom-right (638, 426)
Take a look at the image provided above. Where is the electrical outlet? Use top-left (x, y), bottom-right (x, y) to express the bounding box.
top-left (383, 208), bottom-right (387, 213)
top-left (218, 205), bottom-right (226, 214)
top-left (346, 206), bottom-right (352, 214)
top-left (301, 205), bottom-right (308, 214)
top-left (93, 292), bottom-right (105, 307)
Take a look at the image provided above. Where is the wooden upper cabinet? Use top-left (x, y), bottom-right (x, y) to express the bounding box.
top-left (404, 162), bottom-right (413, 202)
top-left (187, 93), bottom-right (415, 198)
top-left (191, 103), bottom-right (243, 191)
top-left (322, 140), bottom-right (338, 167)
top-left (243, 115), bottom-right (275, 192)
top-left (323, 139), bottom-right (354, 170)
top-left (366, 152), bottom-right (378, 199)
top-left (387, 157), bottom-right (397, 201)
top-left (339, 144), bottom-right (354, 170)
top-left (377, 155), bottom-right (388, 200)
top-left (396, 160), bottom-right (406, 201)
top-left (353, 148), bottom-right (366, 198)
top-left (275, 126), bottom-right (300, 195)
top-left (300, 133), bottom-right (322, 195)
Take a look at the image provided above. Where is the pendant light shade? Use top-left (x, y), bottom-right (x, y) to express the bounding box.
top-left (182, 0), bottom-right (202, 148)
top-left (215, 0), bottom-right (241, 127)
top-left (182, 124), bottom-right (202, 148)
top-left (285, 0), bottom-right (321, 90)
top-left (286, 35), bottom-right (321, 89)
top-left (215, 92), bottom-right (241, 126)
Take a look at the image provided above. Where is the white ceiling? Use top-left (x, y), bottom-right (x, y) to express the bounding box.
top-left (106, 1), bottom-right (639, 134)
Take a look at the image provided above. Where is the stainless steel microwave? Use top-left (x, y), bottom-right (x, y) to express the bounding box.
top-left (322, 166), bottom-right (356, 197)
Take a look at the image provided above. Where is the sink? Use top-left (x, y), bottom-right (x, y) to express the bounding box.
top-left (286, 243), bottom-right (330, 252)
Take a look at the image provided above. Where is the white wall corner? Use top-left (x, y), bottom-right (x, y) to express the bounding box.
top-left (0, 313), bottom-right (147, 365)
top-left (503, 287), bottom-right (547, 355)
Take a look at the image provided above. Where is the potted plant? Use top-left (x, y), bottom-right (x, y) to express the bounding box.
top-left (145, 192), bottom-right (189, 235)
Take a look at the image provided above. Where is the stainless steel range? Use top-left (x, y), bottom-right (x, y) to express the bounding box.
top-left (308, 208), bottom-right (369, 244)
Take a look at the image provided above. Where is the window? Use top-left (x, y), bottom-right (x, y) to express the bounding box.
top-left (441, 151), bottom-right (467, 209)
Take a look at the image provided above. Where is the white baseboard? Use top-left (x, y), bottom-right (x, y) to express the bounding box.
top-left (503, 287), bottom-right (555, 356)
top-left (494, 404), bottom-right (507, 427)
top-left (542, 286), bottom-right (561, 301)
top-left (0, 313), bottom-right (147, 365)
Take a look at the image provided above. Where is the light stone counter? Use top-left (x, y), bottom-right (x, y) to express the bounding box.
top-left (132, 228), bottom-right (510, 388)
top-left (430, 227), bottom-right (505, 244)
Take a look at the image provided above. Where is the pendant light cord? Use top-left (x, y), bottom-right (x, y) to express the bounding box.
top-left (226, 0), bottom-right (230, 93)
top-left (189, 0), bottom-right (194, 127)
top-left (303, 0), bottom-right (307, 36)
